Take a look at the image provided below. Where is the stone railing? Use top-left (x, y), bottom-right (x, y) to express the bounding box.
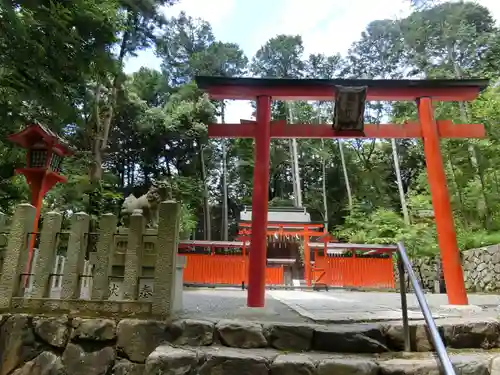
top-left (0, 201), bottom-right (183, 318)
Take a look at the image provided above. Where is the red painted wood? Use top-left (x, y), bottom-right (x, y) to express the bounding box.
top-left (247, 96), bottom-right (272, 307)
top-left (418, 98), bottom-right (468, 305)
top-left (208, 120), bottom-right (486, 139)
top-left (314, 256), bottom-right (395, 288)
top-left (203, 84), bottom-right (481, 102)
top-left (239, 222), bottom-right (324, 228)
top-left (181, 254), bottom-right (284, 285)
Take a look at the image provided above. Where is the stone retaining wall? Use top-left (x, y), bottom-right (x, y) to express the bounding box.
top-left (462, 244), bottom-right (500, 292)
top-left (2, 313), bottom-right (500, 375)
top-left (394, 256), bottom-right (441, 293)
top-left (396, 244), bottom-right (500, 293)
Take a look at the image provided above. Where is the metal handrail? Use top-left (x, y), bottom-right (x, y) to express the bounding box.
top-left (396, 242), bottom-right (456, 375)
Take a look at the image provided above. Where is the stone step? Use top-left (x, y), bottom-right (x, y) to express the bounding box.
top-left (116, 317), bottom-right (500, 356)
top-left (128, 346), bottom-right (500, 375)
top-left (2, 313), bottom-right (500, 375)
top-left (2, 314), bottom-right (500, 357)
top-left (292, 279), bottom-right (306, 288)
top-left (9, 342), bottom-right (500, 375)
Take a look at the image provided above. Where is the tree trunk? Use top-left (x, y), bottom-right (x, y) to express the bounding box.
top-left (288, 138), bottom-right (298, 203)
top-left (200, 144), bottom-right (211, 240)
top-left (287, 103), bottom-right (302, 207)
top-left (90, 83), bottom-right (103, 183)
top-left (321, 138), bottom-right (329, 231)
top-left (130, 160), bottom-right (135, 186)
top-left (469, 142), bottom-right (491, 228)
top-left (493, 168), bottom-right (500, 195)
top-left (338, 140), bottom-right (353, 210)
top-left (221, 102), bottom-right (228, 241)
top-left (447, 152), bottom-right (469, 228)
top-left (89, 22), bottom-right (130, 184)
top-left (452, 47), bottom-right (491, 228)
top-left (291, 138), bottom-right (302, 206)
top-left (459, 100), bottom-right (491, 227)
top-left (391, 139), bottom-right (410, 225)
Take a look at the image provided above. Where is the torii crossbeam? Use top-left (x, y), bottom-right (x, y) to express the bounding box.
top-left (196, 76), bottom-right (489, 307)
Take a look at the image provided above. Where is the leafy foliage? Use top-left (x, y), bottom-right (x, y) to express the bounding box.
top-left (2, 0), bottom-right (500, 254)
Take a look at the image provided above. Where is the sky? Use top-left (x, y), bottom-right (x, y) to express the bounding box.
top-left (124, 0), bottom-right (500, 122)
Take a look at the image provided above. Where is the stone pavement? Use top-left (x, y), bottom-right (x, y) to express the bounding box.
top-left (268, 289), bottom-right (500, 323)
top-left (180, 288), bottom-right (310, 323)
top-left (181, 288), bottom-right (500, 323)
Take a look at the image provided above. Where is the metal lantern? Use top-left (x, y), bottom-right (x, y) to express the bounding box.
top-left (7, 122), bottom-right (73, 277)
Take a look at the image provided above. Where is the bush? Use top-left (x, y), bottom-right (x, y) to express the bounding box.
top-left (336, 205), bottom-right (438, 258)
top-left (457, 228), bottom-right (500, 250)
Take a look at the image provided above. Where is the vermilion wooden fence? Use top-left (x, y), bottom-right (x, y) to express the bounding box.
top-left (313, 255), bottom-right (395, 289)
top-left (180, 253), bottom-right (393, 288)
top-left (181, 254), bottom-right (284, 285)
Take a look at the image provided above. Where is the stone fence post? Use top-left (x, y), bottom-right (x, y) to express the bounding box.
top-left (152, 200), bottom-right (180, 316)
top-left (0, 212), bottom-right (7, 233)
top-left (0, 212), bottom-right (7, 267)
top-left (61, 212), bottom-right (89, 300)
top-left (123, 210), bottom-right (145, 300)
top-left (92, 213), bottom-right (118, 300)
top-left (31, 212), bottom-right (62, 298)
top-left (0, 204), bottom-right (36, 309)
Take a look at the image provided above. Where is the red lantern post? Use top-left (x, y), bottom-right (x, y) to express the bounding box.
top-left (8, 123), bottom-right (73, 274)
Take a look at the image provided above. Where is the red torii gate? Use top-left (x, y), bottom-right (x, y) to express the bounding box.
top-left (195, 76), bottom-right (489, 307)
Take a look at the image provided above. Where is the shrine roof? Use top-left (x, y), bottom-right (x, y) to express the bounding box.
top-left (241, 205), bottom-right (307, 213)
top-left (239, 206), bottom-right (312, 224)
top-left (195, 76), bottom-right (489, 102)
top-left (8, 122), bottom-right (73, 155)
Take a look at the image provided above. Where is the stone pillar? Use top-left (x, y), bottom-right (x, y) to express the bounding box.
top-left (0, 204), bottom-right (36, 308)
top-left (61, 212), bottom-right (89, 300)
top-left (31, 211), bottom-right (62, 298)
top-left (0, 211), bottom-right (7, 268)
top-left (0, 212), bottom-right (7, 232)
top-left (0, 211), bottom-right (7, 250)
top-left (174, 255), bottom-right (187, 311)
top-left (152, 201), bottom-right (180, 316)
top-left (91, 213), bottom-right (118, 300)
top-left (122, 210), bottom-right (145, 300)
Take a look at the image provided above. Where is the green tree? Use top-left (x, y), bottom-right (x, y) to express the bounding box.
top-left (157, 12), bottom-right (247, 239)
top-left (251, 35), bottom-right (308, 207)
